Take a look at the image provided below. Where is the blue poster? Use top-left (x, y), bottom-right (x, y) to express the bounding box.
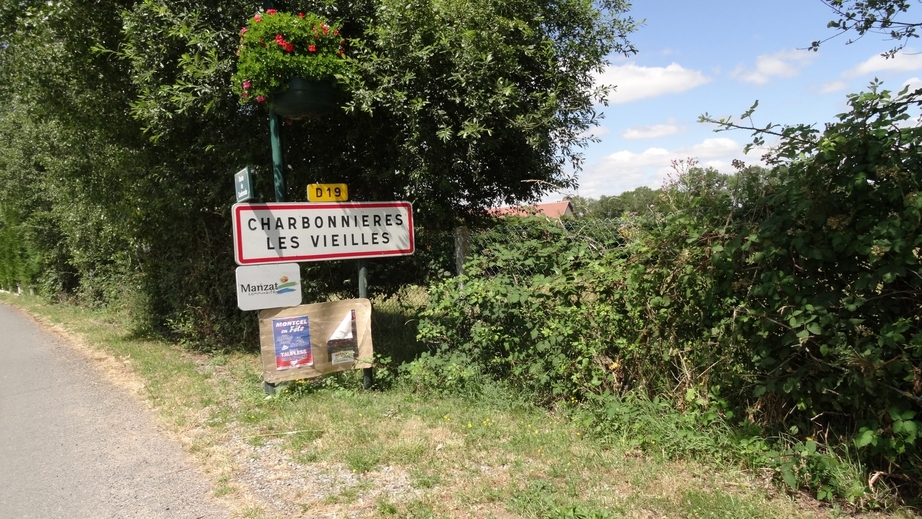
top-left (272, 316), bottom-right (313, 370)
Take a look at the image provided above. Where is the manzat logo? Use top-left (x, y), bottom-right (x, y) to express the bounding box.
top-left (277, 276), bottom-right (297, 295)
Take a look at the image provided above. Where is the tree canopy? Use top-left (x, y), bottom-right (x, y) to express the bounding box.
top-left (0, 0), bottom-right (638, 346)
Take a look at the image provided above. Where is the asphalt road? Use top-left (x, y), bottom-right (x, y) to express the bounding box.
top-left (0, 303), bottom-right (230, 519)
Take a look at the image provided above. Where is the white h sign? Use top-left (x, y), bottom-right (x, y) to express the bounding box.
top-left (232, 202), bottom-right (414, 265)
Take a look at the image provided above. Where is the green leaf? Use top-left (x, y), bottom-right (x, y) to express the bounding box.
top-left (855, 429), bottom-right (877, 449)
top-left (781, 466), bottom-right (798, 488)
top-left (805, 439), bottom-right (817, 454)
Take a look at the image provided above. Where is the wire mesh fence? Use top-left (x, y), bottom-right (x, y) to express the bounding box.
top-left (370, 217), bottom-right (638, 354)
top-left (374, 217), bottom-right (635, 313)
top-left (457, 217), bottom-right (633, 278)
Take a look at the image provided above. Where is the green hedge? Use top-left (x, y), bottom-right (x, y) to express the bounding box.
top-left (417, 85), bottom-right (922, 505)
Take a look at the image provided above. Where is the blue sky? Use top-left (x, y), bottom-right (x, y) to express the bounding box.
top-left (554, 0), bottom-right (922, 200)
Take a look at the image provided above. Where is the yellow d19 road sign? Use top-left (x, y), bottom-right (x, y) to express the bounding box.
top-left (308, 183), bottom-right (349, 202)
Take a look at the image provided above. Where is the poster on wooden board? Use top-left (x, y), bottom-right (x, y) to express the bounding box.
top-left (258, 299), bottom-right (373, 384)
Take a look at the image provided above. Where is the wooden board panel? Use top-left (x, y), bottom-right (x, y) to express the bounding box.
top-left (258, 299), bottom-right (372, 384)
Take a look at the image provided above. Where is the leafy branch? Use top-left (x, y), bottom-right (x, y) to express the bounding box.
top-left (698, 100), bottom-right (820, 161)
top-left (811, 0), bottom-right (920, 58)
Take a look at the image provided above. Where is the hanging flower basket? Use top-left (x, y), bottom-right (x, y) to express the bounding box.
top-left (232, 10), bottom-right (353, 118)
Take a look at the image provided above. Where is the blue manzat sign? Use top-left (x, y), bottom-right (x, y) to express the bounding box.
top-left (235, 263), bottom-right (302, 311)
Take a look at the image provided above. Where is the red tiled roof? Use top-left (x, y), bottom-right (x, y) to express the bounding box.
top-left (488, 200), bottom-right (574, 218)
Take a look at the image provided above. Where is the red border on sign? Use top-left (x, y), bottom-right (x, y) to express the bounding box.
top-left (232, 202), bottom-right (415, 265)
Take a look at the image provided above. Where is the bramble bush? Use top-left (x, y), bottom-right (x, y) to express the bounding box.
top-left (417, 217), bottom-right (631, 403)
top-left (707, 83), bottom-right (922, 504)
top-left (416, 83), bottom-right (921, 506)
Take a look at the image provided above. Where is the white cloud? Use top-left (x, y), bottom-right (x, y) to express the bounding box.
top-left (571, 138), bottom-right (771, 198)
top-left (600, 147), bottom-right (672, 167)
top-left (845, 53), bottom-right (922, 78)
top-left (730, 49), bottom-right (815, 85)
top-left (676, 137), bottom-right (742, 159)
top-left (700, 159), bottom-right (733, 171)
top-left (903, 77), bottom-right (922, 91)
top-left (820, 80), bottom-right (849, 94)
top-left (595, 62), bottom-right (711, 104)
top-left (620, 120), bottom-right (683, 140)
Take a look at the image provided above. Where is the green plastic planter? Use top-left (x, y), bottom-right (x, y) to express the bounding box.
top-left (270, 77), bottom-right (337, 119)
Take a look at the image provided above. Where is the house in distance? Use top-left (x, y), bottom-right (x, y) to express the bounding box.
top-left (488, 200), bottom-right (575, 219)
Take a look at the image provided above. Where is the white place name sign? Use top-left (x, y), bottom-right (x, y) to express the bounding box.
top-left (232, 202), bottom-right (414, 265)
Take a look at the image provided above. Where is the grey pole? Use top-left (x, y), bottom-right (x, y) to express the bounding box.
top-left (358, 259), bottom-right (372, 389)
top-left (269, 109), bottom-right (285, 202)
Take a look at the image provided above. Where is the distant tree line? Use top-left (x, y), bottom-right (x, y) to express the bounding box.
top-left (568, 186), bottom-right (660, 219)
top-left (567, 163), bottom-right (776, 220)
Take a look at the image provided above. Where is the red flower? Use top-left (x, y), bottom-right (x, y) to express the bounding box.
top-left (333, 29), bottom-right (339, 36)
top-left (266, 9), bottom-right (276, 14)
top-left (298, 12), bottom-right (305, 18)
top-left (253, 13), bottom-right (261, 22)
top-left (308, 44), bottom-right (317, 53)
top-left (322, 25), bottom-right (330, 35)
top-left (275, 34), bottom-right (294, 53)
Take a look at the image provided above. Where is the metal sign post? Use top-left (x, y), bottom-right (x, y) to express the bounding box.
top-left (245, 90), bottom-right (404, 393)
top-left (357, 258), bottom-right (372, 389)
top-left (269, 110), bottom-right (285, 202)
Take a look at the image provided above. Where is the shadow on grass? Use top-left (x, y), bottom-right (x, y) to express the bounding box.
top-left (370, 302), bottom-right (430, 366)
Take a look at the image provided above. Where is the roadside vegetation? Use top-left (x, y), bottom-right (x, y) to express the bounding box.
top-left (415, 83), bottom-right (922, 511)
top-left (2, 1), bottom-right (922, 516)
top-left (2, 291), bottom-right (908, 519)
top-left (3, 81), bottom-right (922, 517)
